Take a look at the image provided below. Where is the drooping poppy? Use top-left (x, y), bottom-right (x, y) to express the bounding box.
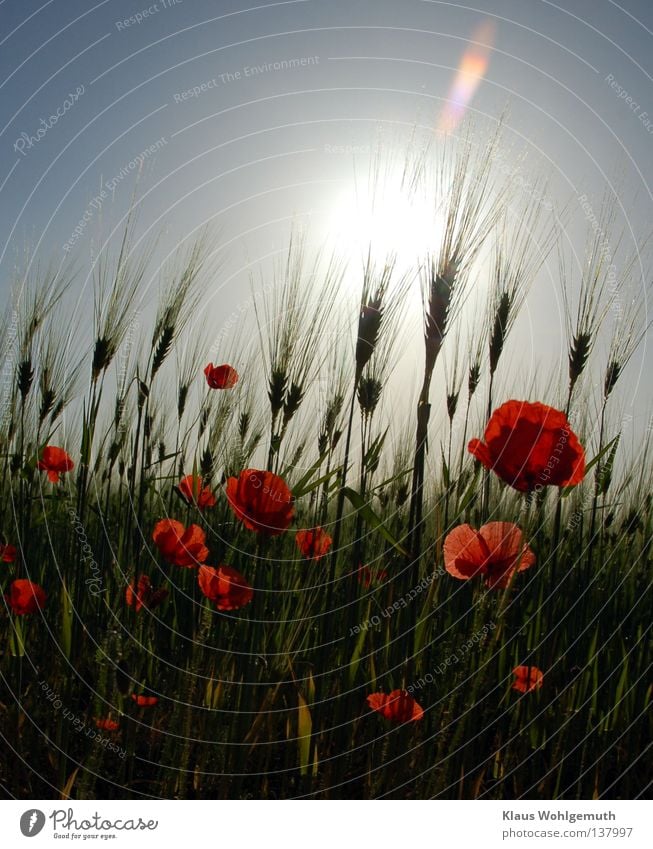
top-left (0, 543), bottom-right (17, 563)
top-left (152, 519), bottom-right (209, 568)
top-left (37, 445), bottom-right (74, 483)
top-left (468, 400), bottom-right (585, 492)
top-left (5, 579), bottom-right (46, 615)
top-left (357, 564), bottom-right (388, 588)
top-left (366, 690), bottom-right (424, 723)
top-left (95, 717), bottom-right (119, 731)
top-left (125, 575), bottom-right (168, 612)
top-left (512, 665), bottom-right (544, 693)
top-left (131, 694), bottom-right (158, 707)
top-left (443, 522), bottom-right (535, 590)
top-left (225, 469), bottom-right (294, 535)
top-left (296, 527), bottom-right (332, 560)
top-left (198, 564), bottom-right (253, 611)
top-left (204, 363), bottom-right (238, 389)
top-left (178, 474), bottom-right (217, 510)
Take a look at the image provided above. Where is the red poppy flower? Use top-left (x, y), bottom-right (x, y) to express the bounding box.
top-left (5, 579), bottom-right (46, 615)
top-left (37, 445), bottom-right (74, 483)
top-left (366, 690), bottom-right (424, 723)
top-left (204, 362), bottom-right (238, 389)
top-left (357, 564), bottom-right (388, 587)
top-left (95, 717), bottom-right (119, 731)
top-left (198, 564), bottom-right (253, 610)
top-left (125, 575), bottom-right (168, 612)
top-left (443, 522), bottom-right (535, 590)
top-left (225, 469), bottom-right (294, 535)
top-left (178, 474), bottom-right (217, 510)
top-left (152, 519), bottom-right (209, 568)
top-left (131, 694), bottom-right (158, 707)
top-left (512, 665), bottom-right (544, 693)
top-left (0, 543), bottom-right (17, 563)
top-left (296, 527), bottom-right (332, 560)
top-left (468, 400), bottom-right (585, 492)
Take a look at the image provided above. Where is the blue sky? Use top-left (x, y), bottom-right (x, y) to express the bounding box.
top-left (1, 0), bottom-right (652, 450)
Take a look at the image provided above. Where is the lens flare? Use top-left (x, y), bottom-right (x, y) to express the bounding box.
top-left (437, 19), bottom-right (497, 133)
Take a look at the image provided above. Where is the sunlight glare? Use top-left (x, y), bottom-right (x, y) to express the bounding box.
top-left (326, 176), bottom-right (442, 276)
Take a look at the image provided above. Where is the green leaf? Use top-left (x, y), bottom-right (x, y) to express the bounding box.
top-left (293, 462), bottom-right (341, 499)
top-left (363, 428), bottom-right (388, 473)
top-left (144, 451), bottom-right (180, 471)
top-left (598, 434), bottom-right (620, 496)
top-left (61, 581), bottom-right (73, 661)
top-left (60, 767), bottom-right (80, 801)
top-left (370, 466), bottom-right (413, 494)
top-left (80, 400), bottom-right (92, 467)
top-left (9, 616), bottom-right (25, 658)
top-left (347, 603), bottom-right (370, 688)
top-left (561, 437), bottom-right (619, 498)
top-left (457, 465), bottom-right (481, 513)
top-left (440, 444), bottom-right (450, 488)
top-left (288, 452), bottom-right (326, 491)
top-left (342, 487), bottom-right (410, 557)
top-left (297, 690), bottom-right (312, 777)
top-left (414, 577), bottom-right (438, 657)
top-left (613, 651), bottom-right (628, 723)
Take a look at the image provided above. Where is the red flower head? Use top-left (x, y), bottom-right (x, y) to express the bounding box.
top-left (366, 690), bottom-right (424, 723)
top-left (468, 400), bottom-right (585, 493)
top-left (512, 665), bottom-right (544, 693)
top-left (225, 469), bottom-right (294, 535)
top-left (5, 579), bottom-right (46, 615)
top-left (178, 474), bottom-right (217, 510)
top-left (198, 564), bottom-right (253, 611)
top-left (152, 519), bottom-right (209, 568)
top-left (95, 717), bottom-right (119, 731)
top-left (37, 445), bottom-right (74, 483)
top-left (357, 564), bottom-right (388, 588)
top-left (444, 522), bottom-right (535, 590)
top-left (204, 363), bottom-right (238, 389)
top-left (296, 527), bottom-right (332, 560)
top-left (125, 575), bottom-right (169, 612)
top-left (131, 694), bottom-right (158, 707)
top-left (0, 543), bottom-right (17, 563)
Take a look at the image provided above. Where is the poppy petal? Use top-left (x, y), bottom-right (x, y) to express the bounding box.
top-left (443, 524), bottom-right (489, 580)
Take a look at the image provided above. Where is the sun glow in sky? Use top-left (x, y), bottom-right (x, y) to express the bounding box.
top-left (325, 173), bottom-right (443, 276)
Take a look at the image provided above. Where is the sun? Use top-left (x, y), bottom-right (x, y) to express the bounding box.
top-left (325, 172), bottom-right (443, 275)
